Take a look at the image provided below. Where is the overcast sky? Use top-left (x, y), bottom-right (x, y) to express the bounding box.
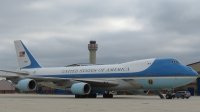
top-left (0, 0), bottom-right (200, 69)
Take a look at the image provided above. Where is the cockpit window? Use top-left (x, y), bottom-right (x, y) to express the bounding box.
top-left (171, 60), bottom-right (179, 64)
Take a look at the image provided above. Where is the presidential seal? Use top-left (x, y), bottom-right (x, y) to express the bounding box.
top-left (148, 79), bottom-right (153, 85)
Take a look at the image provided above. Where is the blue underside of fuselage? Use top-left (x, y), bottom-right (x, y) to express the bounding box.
top-left (134, 77), bottom-right (196, 90)
top-left (91, 77), bottom-right (197, 90)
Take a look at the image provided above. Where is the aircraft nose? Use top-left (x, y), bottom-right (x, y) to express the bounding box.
top-left (189, 67), bottom-right (198, 76)
top-left (193, 70), bottom-right (198, 76)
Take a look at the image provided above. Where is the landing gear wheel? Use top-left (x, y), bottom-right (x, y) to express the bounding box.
top-left (75, 94), bottom-right (97, 98)
top-left (165, 94), bottom-right (172, 99)
top-left (165, 94), bottom-right (169, 99)
top-left (103, 94), bottom-right (113, 98)
top-left (103, 94), bottom-right (106, 98)
top-left (93, 94), bottom-right (97, 98)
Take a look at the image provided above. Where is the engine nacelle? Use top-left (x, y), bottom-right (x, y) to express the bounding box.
top-left (16, 79), bottom-right (37, 91)
top-left (132, 90), bottom-right (149, 95)
top-left (71, 82), bottom-right (91, 95)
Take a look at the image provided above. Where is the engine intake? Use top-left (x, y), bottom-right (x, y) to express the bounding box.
top-left (71, 82), bottom-right (91, 95)
top-left (17, 79), bottom-right (37, 91)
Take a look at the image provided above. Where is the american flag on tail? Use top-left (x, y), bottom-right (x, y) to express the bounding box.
top-left (19, 51), bottom-right (25, 57)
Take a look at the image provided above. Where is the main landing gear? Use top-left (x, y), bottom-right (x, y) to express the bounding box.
top-left (75, 94), bottom-right (97, 98)
top-left (103, 91), bottom-right (113, 98)
top-left (75, 93), bottom-right (97, 98)
top-left (74, 91), bottom-right (114, 98)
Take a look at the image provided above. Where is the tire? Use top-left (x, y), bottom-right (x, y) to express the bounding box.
top-left (172, 95), bottom-right (175, 99)
top-left (103, 94), bottom-right (113, 98)
top-left (103, 94), bottom-right (106, 98)
top-left (166, 94), bottom-right (170, 99)
top-left (111, 94), bottom-right (113, 98)
top-left (186, 97), bottom-right (189, 99)
top-left (166, 94), bottom-right (172, 99)
top-left (75, 95), bottom-right (80, 98)
top-left (93, 94), bottom-right (97, 98)
top-left (181, 95), bottom-right (185, 99)
top-left (91, 94), bottom-right (96, 98)
top-left (109, 94), bottom-right (113, 98)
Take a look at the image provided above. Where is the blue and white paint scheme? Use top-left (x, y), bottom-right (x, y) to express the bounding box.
top-left (0, 40), bottom-right (198, 99)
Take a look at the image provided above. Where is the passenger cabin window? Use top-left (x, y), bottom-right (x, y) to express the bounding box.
top-left (171, 60), bottom-right (179, 64)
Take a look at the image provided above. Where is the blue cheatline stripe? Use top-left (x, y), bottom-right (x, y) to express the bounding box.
top-left (31, 58), bottom-right (198, 78)
top-left (21, 41), bottom-right (42, 69)
top-left (32, 73), bottom-right (197, 79)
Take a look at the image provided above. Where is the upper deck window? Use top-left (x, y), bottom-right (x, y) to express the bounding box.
top-left (171, 60), bottom-right (179, 64)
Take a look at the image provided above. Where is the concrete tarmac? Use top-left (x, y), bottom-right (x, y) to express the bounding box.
top-left (0, 94), bottom-right (199, 112)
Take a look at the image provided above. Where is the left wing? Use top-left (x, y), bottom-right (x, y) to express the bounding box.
top-left (0, 70), bottom-right (119, 87)
top-left (27, 76), bottom-right (119, 87)
top-left (0, 69), bottom-right (29, 76)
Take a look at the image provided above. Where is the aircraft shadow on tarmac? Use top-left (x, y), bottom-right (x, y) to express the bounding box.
top-left (0, 94), bottom-right (159, 100)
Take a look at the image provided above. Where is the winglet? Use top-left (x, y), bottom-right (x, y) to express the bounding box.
top-left (14, 40), bottom-right (42, 69)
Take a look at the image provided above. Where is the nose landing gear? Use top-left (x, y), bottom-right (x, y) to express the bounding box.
top-left (165, 93), bottom-right (172, 99)
top-left (154, 89), bottom-right (174, 99)
top-left (165, 88), bottom-right (173, 99)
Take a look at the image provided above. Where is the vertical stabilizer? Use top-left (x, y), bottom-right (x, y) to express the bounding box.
top-left (14, 40), bottom-right (42, 69)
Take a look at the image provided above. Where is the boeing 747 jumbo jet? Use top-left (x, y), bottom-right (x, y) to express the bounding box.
top-left (0, 40), bottom-right (198, 99)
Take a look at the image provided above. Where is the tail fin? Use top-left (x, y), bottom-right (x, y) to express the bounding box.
top-left (14, 40), bottom-right (42, 69)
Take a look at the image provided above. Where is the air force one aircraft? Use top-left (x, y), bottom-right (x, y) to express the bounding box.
top-left (0, 40), bottom-right (198, 99)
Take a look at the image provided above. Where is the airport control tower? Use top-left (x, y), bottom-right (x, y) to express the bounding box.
top-left (88, 40), bottom-right (98, 64)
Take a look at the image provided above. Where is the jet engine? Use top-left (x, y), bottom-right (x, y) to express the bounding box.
top-left (71, 82), bottom-right (91, 95)
top-left (132, 90), bottom-right (149, 95)
top-left (16, 79), bottom-right (37, 91)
